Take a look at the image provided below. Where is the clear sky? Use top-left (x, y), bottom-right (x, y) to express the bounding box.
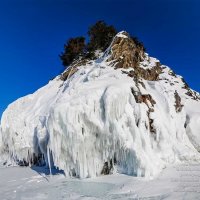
top-left (0, 0), bottom-right (200, 116)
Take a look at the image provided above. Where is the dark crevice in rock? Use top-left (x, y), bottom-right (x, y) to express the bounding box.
top-left (181, 78), bottom-right (200, 101)
top-left (174, 91), bottom-right (183, 112)
top-left (131, 88), bottom-right (156, 107)
top-left (17, 153), bottom-right (46, 167)
top-left (134, 64), bottom-right (162, 81)
top-left (123, 65), bottom-right (162, 82)
top-left (168, 69), bottom-right (177, 77)
top-left (131, 87), bottom-right (156, 135)
top-left (147, 111), bottom-right (156, 134)
top-left (101, 159), bottom-right (114, 175)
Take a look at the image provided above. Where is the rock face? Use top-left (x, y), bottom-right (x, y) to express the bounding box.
top-left (106, 31), bottom-right (145, 69)
top-left (106, 31), bottom-right (162, 81)
top-left (1, 31), bottom-right (200, 179)
top-left (174, 91), bottom-right (183, 112)
top-left (60, 66), bottom-right (78, 81)
top-left (62, 31), bottom-right (162, 82)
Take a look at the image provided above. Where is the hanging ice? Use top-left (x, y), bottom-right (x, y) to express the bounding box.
top-left (0, 31), bottom-right (200, 178)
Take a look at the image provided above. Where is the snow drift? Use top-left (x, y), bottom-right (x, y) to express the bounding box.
top-left (0, 31), bottom-right (200, 178)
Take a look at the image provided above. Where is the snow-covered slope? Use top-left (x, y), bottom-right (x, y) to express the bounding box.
top-left (0, 31), bottom-right (200, 178)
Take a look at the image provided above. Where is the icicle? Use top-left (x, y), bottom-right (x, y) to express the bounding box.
top-left (47, 146), bottom-right (52, 177)
top-left (1, 48), bottom-right (200, 179)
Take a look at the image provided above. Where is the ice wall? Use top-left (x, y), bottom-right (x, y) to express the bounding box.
top-left (0, 54), bottom-right (200, 178)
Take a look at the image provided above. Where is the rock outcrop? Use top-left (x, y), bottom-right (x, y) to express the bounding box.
top-left (105, 31), bottom-right (162, 81)
top-left (1, 31), bottom-right (200, 179)
top-left (106, 31), bottom-right (145, 69)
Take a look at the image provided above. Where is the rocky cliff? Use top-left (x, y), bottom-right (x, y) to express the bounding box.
top-left (0, 31), bottom-right (200, 178)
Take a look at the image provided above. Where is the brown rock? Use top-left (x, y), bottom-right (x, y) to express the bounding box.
top-left (107, 32), bottom-right (162, 81)
top-left (107, 31), bottom-right (145, 69)
top-left (133, 65), bottom-right (162, 81)
top-left (174, 91), bottom-right (183, 112)
top-left (131, 88), bottom-right (156, 107)
top-left (60, 67), bottom-right (78, 81)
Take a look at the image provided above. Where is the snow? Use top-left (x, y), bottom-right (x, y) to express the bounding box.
top-left (184, 100), bottom-right (200, 152)
top-left (0, 37), bottom-right (200, 180)
top-left (140, 54), bottom-right (160, 69)
top-left (115, 31), bottom-right (128, 38)
top-left (1, 164), bottom-right (200, 199)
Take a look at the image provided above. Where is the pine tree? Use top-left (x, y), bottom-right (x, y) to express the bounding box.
top-left (87, 21), bottom-right (117, 52)
top-left (60, 37), bottom-right (86, 67)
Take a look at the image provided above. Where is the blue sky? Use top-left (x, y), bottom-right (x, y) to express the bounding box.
top-left (0, 0), bottom-right (200, 116)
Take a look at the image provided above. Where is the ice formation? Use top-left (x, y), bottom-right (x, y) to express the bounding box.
top-left (0, 31), bottom-right (200, 178)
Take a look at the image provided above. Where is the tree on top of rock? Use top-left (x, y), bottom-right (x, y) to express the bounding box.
top-left (60, 37), bottom-right (86, 67)
top-left (87, 21), bottom-right (117, 52)
top-left (131, 36), bottom-right (146, 52)
top-left (59, 21), bottom-right (145, 68)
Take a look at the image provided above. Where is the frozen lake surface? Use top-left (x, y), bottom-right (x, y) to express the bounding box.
top-left (1, 164), bottom-right (200, 200)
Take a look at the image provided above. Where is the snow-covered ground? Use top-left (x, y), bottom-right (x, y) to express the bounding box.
top-left (1, 164), bottom-right (200, 200)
